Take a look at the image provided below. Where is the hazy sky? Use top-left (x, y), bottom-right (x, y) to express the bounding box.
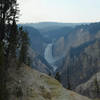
top-left (17, 0), bottom-right (100, 23)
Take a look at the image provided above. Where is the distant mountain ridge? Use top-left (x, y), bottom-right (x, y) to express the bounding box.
top-left (20, 22), bottom-right (88, 30)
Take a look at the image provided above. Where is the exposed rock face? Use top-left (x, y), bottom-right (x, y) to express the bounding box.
top-left (33, 55), bottom-right (53, 75)
top-left (28, 47), bottom-right (53, 75)
top-left (75, 72), bottom-right (100, 99)
top-left (52, 37), bottom-right (65, 57)
top-left (59, 40), bottom-right (100, 89)
top-left (52, 23), bottom-right (100, 59)
top-left (7, 65), bottom-right (92, 100)
top-left (23, 26), bottom-right (46, 56)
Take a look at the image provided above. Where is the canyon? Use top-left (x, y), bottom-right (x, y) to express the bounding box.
top-left (21, 22), bottom-right (100, 99)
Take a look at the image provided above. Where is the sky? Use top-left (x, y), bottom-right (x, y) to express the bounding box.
top-left (17, 0), bottom-right (100, 23)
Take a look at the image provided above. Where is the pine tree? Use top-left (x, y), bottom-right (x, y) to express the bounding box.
top-left (94, 75), bottom-right (100, 97)
top-left (0, 42), bottom-right (5, 100)
top-left (67, 67), bottom-right (71, 90)
top-left (0, 0), bottom-right (19, 61)
top-left (0, 0), bottom-right (19, 42)
top-left (7, 20), bottom-right (19, 58)
top-left (55, 72), bottom-right (61, 82)
top-left (0, 42), bottom-right (9, 100)
top-left (0, 0), bottom-right (19, 99)
top-left (18, 27), bottom-right (30, 66)
top-left (26, 56), bottom-right (32, 67)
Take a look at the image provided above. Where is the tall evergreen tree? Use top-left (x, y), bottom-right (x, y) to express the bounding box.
top-left (0, 42), bottom-right (9, 100)
top-left (0, 0), bottom-right (30, 99)
top-left (94, 75), bottom-right (100, 97)
top-left (0, 0), bottom-right (19, 59)
top-left (67, 67), bottom-right (71, 90)
top-left (0, 0), bottom-right (19, 100)
top-left (7, 20), bottom-right (19, 58)
top-left (0, 0), bottom-right (19, 42)
top-left (55, 72), bottom-right (61, 82)
top-left (18, 27), bottom-right (30, 66)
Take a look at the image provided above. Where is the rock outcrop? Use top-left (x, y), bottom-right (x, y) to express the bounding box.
top-left (75, 72), bottom-right (100, 99)
top-left (7, 65), bottom-right (92, 100)
top-left (23, 26), bottom-right (46, 56)
top-left (52, 37), bottom-right (65, 57)
top-left (28, 47), bottom-right (53, 75)
top-left (52, 23), bottom-right (100, 59)
top-left (59, 39), bottom-right (100, 89)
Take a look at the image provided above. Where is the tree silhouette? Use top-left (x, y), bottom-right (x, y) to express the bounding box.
top-left (18, 27), bottom-right (30, 66)
top-left (94, 75), bottom-right (100, 97)
top-left (0, 0), bottom-right (19, 100)
top-left (55, 72), bottom-right (61, 82)
top-left (67, 66), bottom-right (71, 90)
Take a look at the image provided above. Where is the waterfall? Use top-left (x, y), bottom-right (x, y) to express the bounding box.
top-left (44, 43), bottom-right (57, 71)
top-left (44, 44), bottom-right (54, 63)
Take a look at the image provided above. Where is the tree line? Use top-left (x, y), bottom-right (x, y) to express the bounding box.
top-left (0, 0), bottom-right (30, 100)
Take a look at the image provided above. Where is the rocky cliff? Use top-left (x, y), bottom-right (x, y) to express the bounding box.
top-left (59, 39), bottom-right (100, 90)
top-left (52, 23), bottom-right (100, 59)
top-left (23, 26), bottom-right (46, 56)
top-left (28, 47), bottom-right (53, 75)
top-left (75, 72), bottom-right (100, 99)
top-left (52, 37), bottom-right (65, 57)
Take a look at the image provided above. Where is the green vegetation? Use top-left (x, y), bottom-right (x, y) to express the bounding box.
top-left (18, 27), bottom-right (30, 66)
top-left (94, 75), bottom-right (100, 97)
top-left (0, 42), bottom-right (9, 100)
top-left (55, 72), bottom-right (61, 82)
top-left (0, 0), bottom-right (30, 99)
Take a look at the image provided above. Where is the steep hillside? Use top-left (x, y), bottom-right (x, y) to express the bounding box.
top-left (75, 72), bottom-right (100, 99)
top-left (52, 36), bottom-right (65, 57)
top-left (7, 65), bottom-right (92, 100)
top-left (23, 26), bottom-right (46, 55)
top-left (41, 27), bottom-right (73, 42)
top-left (17, 26), bottom-right (53, 75)
top-left (28, 47), bottom-right (53, 75)
top-left (59, 39), bottom-right (100, 90)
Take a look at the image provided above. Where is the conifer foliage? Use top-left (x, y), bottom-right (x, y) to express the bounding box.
top-left (55, 72), bottom-right (61, 82)
top-left (0, 0), bottom-right (30, 99)
top-left (18, 27), bottom-right (30, 66)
